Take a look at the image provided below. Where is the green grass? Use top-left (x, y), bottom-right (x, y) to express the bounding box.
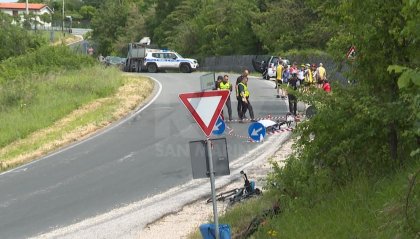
top-left (190, 161), bottom-right (419, 239)
top-left (0, 65), bottom-right (123, 157)
top-left (34, 30), bottom-right (70, 44)
top-left (0, 98), bottom-right (119, 161)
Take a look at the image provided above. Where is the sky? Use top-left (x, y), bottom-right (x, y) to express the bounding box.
top-left (0, 0), bottom-right (18, 2)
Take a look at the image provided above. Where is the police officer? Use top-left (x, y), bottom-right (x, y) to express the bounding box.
top-left (238, 76), bottom-right (255, 122)
top-left (218, 75), bottom-right (233, 121)
top-left (235, 69), bottom-right (249, 119)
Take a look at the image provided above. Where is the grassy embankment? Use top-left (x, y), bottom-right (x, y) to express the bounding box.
top-left (0, 64), bottom-right (153, 172)
top-left (188, 159), bottom-right (419, 239)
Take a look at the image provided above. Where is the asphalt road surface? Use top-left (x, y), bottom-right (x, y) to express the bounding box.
top-left (0, 73), bottom-right (289, 238)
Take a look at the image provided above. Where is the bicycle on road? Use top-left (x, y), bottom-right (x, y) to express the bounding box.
top-left (206, 171), bottom-right (262, 206)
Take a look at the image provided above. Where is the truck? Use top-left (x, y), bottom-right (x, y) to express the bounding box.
top-left (124, 41), bottom-right (199, 73)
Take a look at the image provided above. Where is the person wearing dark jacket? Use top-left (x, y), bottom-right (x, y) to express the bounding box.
top-left (215, 75), bottom-right (223, 90)
top-left (287, 73), bottom-right (299, 116)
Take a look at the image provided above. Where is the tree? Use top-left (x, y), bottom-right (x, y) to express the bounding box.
top-left (146, 0), bottom-right (182, 46)
top-left (79, 5), bottom-right (96, 20)
top-left (148, 0), bottom-right (261, 57)
top-left (0, 13), bottom-right (46, 62)
top-left (326, 0), bottom-right (418, 163)
top-left (114, 2), bottom-right (154, 54)
top-left (265, 0), bottom-right (419, 204)
top-left (251, 0), bottom-right (329, 53)
top-left (150, 0), bottom-right (201, 54)
top-left (386, 0), bottom-right (420, 157)
top-left (90, 0), bottom-right (155, 55)
top-left (82, 0), bottom-right (103, 9)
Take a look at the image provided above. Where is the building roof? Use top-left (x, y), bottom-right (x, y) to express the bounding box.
top-left (0, 3), bottom-right (48, 11)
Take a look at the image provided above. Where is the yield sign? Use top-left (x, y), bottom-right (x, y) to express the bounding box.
top-left (179, 90), bottom-right (230, 137)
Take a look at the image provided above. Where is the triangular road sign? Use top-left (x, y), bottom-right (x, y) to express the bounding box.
top-left (179, 90), bottom-right (230, 137)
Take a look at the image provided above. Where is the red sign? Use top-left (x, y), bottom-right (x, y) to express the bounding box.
top-left (346, 45), bottom-right (356, 59)
top-left (88, 47), bottom-right (94, 55)
top-left (179, 90), bottom-right (230, 137)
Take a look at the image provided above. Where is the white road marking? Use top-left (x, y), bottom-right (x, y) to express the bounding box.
top-left (0, 77), bottom-right (163, 177)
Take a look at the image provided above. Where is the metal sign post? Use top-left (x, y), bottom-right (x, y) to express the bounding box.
top-left (206, 139), bottom-right (219, 239)
top-left (179, 90), bottom-right (231, 239)
top-left (200, 72), bottom-right (216, 91)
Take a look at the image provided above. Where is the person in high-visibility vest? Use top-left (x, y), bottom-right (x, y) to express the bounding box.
top-left (235, 69), bottom-right (249, 119)
top-left (316, 63), bottom-right (327, 88)
top-left (218, 75), bottom-right (233, 121)
top-left (304, 63), bottom-right (314, 86)
top-left (275, 61), bottom-right (284, 98)
top-left (238, 76), bottom-right (255, 122)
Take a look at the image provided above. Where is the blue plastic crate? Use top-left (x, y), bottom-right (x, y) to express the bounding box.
top-left (199, 223), bottom-right (231, 239)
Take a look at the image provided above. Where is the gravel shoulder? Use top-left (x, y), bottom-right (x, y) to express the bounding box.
top-left (138, 139), bottom-right (293, 239)
top-left (32, 131), bottom-right (294, 239)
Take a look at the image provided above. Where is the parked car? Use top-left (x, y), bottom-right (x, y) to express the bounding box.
top-left (124, 41), bottom-right (199, 73)
top-left (252, 56), bottom-right (289, 80)
top-left (105, 56), bottom-right (126, 70)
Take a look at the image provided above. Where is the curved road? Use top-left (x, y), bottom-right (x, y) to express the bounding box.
top-left (0, 73), bottom-right (289, 238)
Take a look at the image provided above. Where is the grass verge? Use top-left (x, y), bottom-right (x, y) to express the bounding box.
top-left (0, 66), bottom-right (153, 172)
top-left (189, 160), bottom-right (419, 239)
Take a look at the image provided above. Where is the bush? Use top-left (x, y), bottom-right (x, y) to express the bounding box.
top-left (267, 82), bottom-right (417, 203)
top-left (0, 13), bottom-right (47, 62)
top-left (0, 45), bottom-right (95, 84)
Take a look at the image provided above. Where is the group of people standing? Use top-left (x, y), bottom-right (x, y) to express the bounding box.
top-left (215, 69), bottom-right (255, 122)
top-left (214, 60), bottom-right (331, 121)
top-left (275, 58), bottom-right (331, 116)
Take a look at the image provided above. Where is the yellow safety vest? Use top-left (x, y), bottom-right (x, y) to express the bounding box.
top-left (238, 82), bottom-right (249, 97)
top-left (219, 82), bottom-right (230, 90)
top-left (318, 66), bottom-right (326, 80)
top-left (305, 69), bottom-right (314, 83)
top-left (276, 65), bottom-right (283, 80)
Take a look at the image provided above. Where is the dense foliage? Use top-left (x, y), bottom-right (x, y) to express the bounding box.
top-left (17, 0), bottom-right (329, 56)
top-left (88, 0), bottom-right (328, 57)
top-left (17, 0), bottom-right (96, 27)
top-left (0, 13), bottom-right (47, 62)
top-left (268, 0), bottom-right (419, 203)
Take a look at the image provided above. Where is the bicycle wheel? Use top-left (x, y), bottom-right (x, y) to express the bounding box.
top-left (228, 188), bottom-right (262, 207)
top-left (206, 188), bottom-right (240, 203)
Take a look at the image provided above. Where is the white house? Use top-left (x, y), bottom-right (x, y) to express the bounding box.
top-left (0, 3), bottom-right (53, 27)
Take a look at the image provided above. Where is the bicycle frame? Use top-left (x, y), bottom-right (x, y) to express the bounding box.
top-left (206, 171), bottom-right (262, 204)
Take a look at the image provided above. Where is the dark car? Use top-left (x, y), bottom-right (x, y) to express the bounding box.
top-left (104, 56), bottom-right (126, 70)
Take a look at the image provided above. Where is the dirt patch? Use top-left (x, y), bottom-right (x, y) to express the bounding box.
top-left (0, 75), bottom-right (153, 171)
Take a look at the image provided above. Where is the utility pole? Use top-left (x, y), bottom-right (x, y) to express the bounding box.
top-left (25, 0), bottom-right (28, 15)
